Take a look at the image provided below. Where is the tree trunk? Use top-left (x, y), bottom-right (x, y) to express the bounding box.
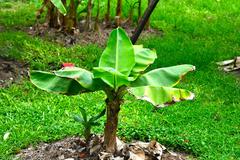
top-left (94, 0), bottom-right (100, 32)
top-left (44, 0), bottom-right (80, 34)
top-left (105, 0), bottom-right (111, 27)
top-left (104, 91), bottom-right (122, 153)
top-left (115, 0), bottom-right (122, 27)
top-left (131, 0), bottom-right (160, 44)
top-left (46, 2), bottom-right (59, 28)
top-left (85, 0), bottom-right (93, 31)
top-left (63, 0), bottom-right (78, 33)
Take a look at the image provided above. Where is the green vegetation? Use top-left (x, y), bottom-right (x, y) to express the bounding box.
top-left (74, 106), bottom-right (106, 142)
top-left (0, 0), bottom-right (240, 159)
top-left (30, 27), bottom-right (195, 153)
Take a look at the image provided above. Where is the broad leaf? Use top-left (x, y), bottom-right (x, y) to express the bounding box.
top-left (93, 67), bottom-right (130, 89)
top-left (30, 71), bottom-right (87, 95)
top-left (90, 122), bottom-right (101, 126)
top-left (79, 106), bottom-right (88, 121)
top-left (74, 115), bottom-right (85, 123)
top-left (89, 108), bottom-right (106, 122)
top-left (98, 28), bottom-right (135, 89)
top-left (131, 65), bottom-right (195, 87)
top-left (131, 45), bottom-right (157, 75)
top-left (55, 67), bottom-right (95, 90)
top-left (51, 0), bottom-right (67, 15)
top-left (129, 86), bottom-right (194, 107)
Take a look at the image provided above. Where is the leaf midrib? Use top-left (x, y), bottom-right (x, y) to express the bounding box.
top-left (114, 29), bottom-right (119, 90)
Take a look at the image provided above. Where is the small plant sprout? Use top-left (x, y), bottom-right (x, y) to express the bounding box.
top-left (30, 27), bottom-right (195, 153)
top-left (74, 106), bottom-right (105, 142)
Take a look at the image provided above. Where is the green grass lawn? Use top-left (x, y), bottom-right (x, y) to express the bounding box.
top-left (0, 0), bottom-right (240, 159)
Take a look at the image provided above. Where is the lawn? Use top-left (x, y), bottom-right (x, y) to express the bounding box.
top-left (0, 0), bottom-right (240, 159)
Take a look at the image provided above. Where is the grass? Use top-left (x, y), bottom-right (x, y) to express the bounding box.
top-left (0, 0), bottom-right (240, 159)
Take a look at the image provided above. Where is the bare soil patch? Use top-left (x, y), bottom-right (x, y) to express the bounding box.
top-left (16, 135), bottom-right (192, 160)
top-left (0, 57), bottom-right (28, 88)
top-left (27, 23), bottom-right (163, 47)
top-left (0, 25), bottom-right (4, 32)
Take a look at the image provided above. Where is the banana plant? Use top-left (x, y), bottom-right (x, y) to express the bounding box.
top-left (74, 106), bottom-right (105, 142)
top-left (51, 0), bottom-right (67, 15)
top-left (30, 27), bottom-right (195, 153)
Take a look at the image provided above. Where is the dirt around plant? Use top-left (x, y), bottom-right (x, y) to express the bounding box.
top-left (0, 58), bottom-right (28, 88)
top-left (27, 22), bottom-right (163, 47)
top-left (16, 135), bottom-right (192, 160)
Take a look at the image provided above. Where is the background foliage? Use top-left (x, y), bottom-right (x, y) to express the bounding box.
top-left (0, 0), bottom-right (240, 159)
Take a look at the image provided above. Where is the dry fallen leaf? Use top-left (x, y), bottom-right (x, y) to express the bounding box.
top-left (3, 132), bottom-right (10, 141)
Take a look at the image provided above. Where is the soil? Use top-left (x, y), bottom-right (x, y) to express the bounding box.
top-left (0, 25), bottom-right (4, 32)
top-left (0, 58), bottom-right (29, 88)
top-left (16, 136), bottom-right (192, 160)
top-left (27, 22), bottom-right (163, 47)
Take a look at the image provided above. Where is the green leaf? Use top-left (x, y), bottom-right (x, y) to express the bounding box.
top-left (30, 71), bottom-right (87, 95)
top-left (79, 106), bottom-right (88, 122)
top-left (131, 45), bottom-right (157, 75)
top-left (89, 108), bottom-right (106, 122)
top-left (128, 86), bottom-right (194, 107)
top-left (131, 65), bottom-right (195, 87)
top-left (90, 122), bottom-right (101, 126)
top-left (66, 0), bottom-right (71, 7)
top-left (93, 67), bottom-right (130, 89)
top-left (98, 28), bottom-right (135, 89)
top-left (55, 67), bottom-right (95, 90)
top-left (74, 115), bottom-right (85, 123)
top-left (51, 0), bottom-right (67, 15)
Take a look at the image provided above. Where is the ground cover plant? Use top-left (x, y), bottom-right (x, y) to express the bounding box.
top-left (0, 0), bottom-right (240, 159)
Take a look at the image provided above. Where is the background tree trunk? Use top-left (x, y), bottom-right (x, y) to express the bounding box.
top-left (44, 0), bottom-right (80, 34)
top-left (94, 0), bottom-right (100, 32)
top-left (115, 0), bottom-right (122, 27)
top-left (105, 0), bottom-right (111, 27)
top-left (63, 0), bottom-right (78, 33)
top-left (131, 0), bottom-right (160, 44)
top-left (85, 0), bottom-right (93, 31)
top-left (46, 2), bottom-right (59, 28)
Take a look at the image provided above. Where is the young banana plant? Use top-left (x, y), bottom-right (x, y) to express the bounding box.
top-left (74, 106), bottom-right (105, 142)
top-left (30, 27), bottom-right (195, 153)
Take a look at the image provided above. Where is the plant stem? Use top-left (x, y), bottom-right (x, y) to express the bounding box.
top-left (84, 126), bottom-right (91, 142)
top-left (104, 90), bottom-right (122, 153)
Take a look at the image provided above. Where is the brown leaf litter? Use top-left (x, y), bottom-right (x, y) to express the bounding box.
top-left (217, 56), bottom-right (240, 76)
top-left (16, 135), bottom-right (193, 160)
top-left (27, 22), bottom-right (163, 47)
